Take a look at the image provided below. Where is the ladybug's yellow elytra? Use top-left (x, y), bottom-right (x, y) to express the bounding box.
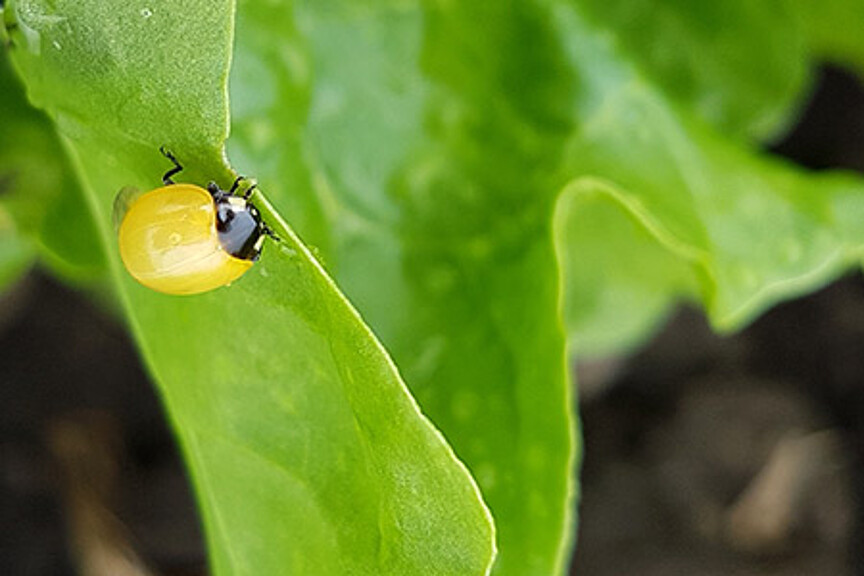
top-left (117, 149), bottom-right (273, 295)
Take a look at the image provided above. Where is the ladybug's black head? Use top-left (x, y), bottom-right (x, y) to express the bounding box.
top-left (214, 197), bottom-right (265, 261)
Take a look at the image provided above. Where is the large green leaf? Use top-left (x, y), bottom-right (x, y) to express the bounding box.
top-left (5, 1), bottom-right (495, 574)
top-left (228, 2), bottom-right (576, 574)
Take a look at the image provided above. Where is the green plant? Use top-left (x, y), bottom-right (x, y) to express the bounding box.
top-left (1, 0), bottom-right (863, 574)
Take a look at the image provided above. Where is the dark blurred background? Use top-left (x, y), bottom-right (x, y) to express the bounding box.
top-left (1, 66), bottom-right (864, 576)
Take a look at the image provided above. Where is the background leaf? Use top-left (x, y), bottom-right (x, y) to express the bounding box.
top-left (0, 51), bottom-right (103, 287)
top-left (5, 1), bottom-right (495, 574)
top-left (0, 209), bottom-right (32, 292)
top-left (551, 1), bottom-right (864, 357)
top-left (796, 0), bottom-right (864, 73)
top-left (576, 0), bottom-right (811, 142)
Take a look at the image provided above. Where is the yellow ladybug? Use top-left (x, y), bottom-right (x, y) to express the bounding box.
top-left (117, 148), bottom-right (275, 295)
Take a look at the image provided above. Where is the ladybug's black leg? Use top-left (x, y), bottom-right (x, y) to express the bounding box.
top-left (262, 224), bottom-right (281, 243)
top-left (159, 147), bottom-right (184, 185)
top-left (242, 184), bottom-right (258, 201)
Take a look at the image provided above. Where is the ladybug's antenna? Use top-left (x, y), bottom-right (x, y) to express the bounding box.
top-left (227, 176), bottom-right (258, 201)
top-left (228, 176), bottom-right (244, 196)
top-left (159, 147), bottom-right (183, 185)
